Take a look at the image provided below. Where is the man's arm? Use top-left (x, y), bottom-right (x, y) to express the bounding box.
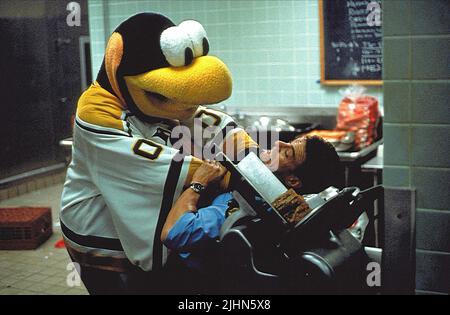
top-left (161, 160), bottom-right (227, 241)
top-left (161, 188), bottom-right (200, 242)
top-left (162, 193), bottom-right (233, 251)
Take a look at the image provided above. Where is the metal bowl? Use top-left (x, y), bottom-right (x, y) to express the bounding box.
top-left (249, 116), bottom-right (296, 132)
top-left (245, 116), bottom-right (319, 149)
top-left (329, 132), bottom-right (355, 152)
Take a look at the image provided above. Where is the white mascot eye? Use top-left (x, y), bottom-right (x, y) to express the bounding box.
top-left (160, 26), bottom-right (194, 67)
top-left (178, 20), bottom-right (209, 57)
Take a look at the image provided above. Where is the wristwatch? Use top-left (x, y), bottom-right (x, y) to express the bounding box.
top-left (189, 182), bottom-right (206, 194)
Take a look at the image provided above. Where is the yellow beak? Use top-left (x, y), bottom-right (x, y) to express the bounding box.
top-left (124, 55), bottom-right (232, 106)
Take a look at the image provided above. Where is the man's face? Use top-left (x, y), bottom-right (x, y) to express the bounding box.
top-left (259, 137), bottom-right (307, 173)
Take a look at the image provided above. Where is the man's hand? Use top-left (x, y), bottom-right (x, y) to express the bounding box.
top-left (191, 160), bottom-right (227, 187)
top-left (162, 160), bottom-right (226, 242)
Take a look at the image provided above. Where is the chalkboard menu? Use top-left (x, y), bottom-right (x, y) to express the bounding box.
top-left (319, 0), bottom-right (382, 85)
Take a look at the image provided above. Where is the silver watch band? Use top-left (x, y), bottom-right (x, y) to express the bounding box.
top-left (189, 182), bottom-right (205, 194)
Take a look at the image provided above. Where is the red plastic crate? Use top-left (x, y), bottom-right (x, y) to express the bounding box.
top-left (0, 207), bottom-right (53, 250)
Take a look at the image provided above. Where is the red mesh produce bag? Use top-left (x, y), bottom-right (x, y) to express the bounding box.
top-left (336, 85), bottom-right (380, 150)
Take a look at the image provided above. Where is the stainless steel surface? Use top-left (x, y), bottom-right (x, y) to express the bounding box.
top-left (332, 132), bottom-right (356, 152)
top-left (248, 116), bottom-right (296, 132)
top-left (236, 152), bottom-right (287, 204)
top-left (337, 139), bottom-right (383, 162)
top-left (225, 106), bottom-right (339, 130)
top-left (303, 194), bottom-right (326, 210)
top-left (318, 186), bottom-right (340, 200)
top-left (362, 155), bottom-right (383, 170)
top-left (225, 106), bottom-right (338, 118)
top-left (303, 186), bottom-right (339, 209)
top-left (364, 247), bottom-right (382, 264)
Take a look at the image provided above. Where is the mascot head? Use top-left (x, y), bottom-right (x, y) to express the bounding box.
top-left (96, 13), bottom-right (232, 121)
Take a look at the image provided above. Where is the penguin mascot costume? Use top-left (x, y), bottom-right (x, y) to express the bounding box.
top-left (60, 13), bottom-right (256, 294)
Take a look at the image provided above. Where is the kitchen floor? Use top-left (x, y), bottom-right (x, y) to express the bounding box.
top-left (0, 184), bottom-right (88, 295)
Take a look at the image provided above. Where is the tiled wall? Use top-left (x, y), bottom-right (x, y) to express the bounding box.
top-left (87, 0), bottom-right (383, 109)
top-left (383, 0), bottom-right (450, 295)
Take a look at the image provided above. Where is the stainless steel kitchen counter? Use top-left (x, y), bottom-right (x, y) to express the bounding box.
top-left (338, 139), bottom-right (383, 163)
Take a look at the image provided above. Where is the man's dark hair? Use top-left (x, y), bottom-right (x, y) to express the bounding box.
top-left (293, 136), bottom-right (344, 194)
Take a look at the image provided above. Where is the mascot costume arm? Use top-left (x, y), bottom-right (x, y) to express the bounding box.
top-left (60, 13), bottom-right (256, 273)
